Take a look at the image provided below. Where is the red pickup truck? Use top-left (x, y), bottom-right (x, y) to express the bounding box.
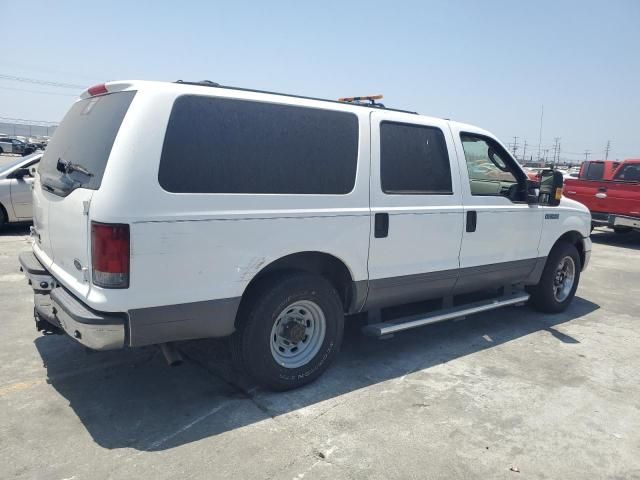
top-left (564, 159), bottom-right (640, 232)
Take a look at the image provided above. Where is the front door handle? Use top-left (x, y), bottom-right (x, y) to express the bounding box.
top-left (374, 213), bottom-right (389, 238)
top-left (466, 211), bottom-right (477, 232)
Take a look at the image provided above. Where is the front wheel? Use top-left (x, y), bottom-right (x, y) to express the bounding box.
top-left (231, 272), bottom-right (344, 391)
top-left (529, 242), bottom-right (581, 313)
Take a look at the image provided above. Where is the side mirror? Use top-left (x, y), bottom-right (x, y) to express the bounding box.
top-left (539, 169), bottom-right (564, 206)
top-left (12, 168), bottom-right (31, 179)
top-left (526, 180), bottom-right (539, 204)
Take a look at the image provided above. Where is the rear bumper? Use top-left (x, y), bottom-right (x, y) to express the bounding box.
top-left (19, 251), bottom-right (126, 350)
top-left (591, 212), bottom-right (640, 230)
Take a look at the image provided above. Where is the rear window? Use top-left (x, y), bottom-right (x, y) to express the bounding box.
top-left (158, 95), bottom-right (359, 194)
top-left (585, 162), bottom-right (605, 180)
top-left (39, 91), bottom-right (135, 195)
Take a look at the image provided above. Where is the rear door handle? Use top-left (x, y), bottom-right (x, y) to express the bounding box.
top-left (374, 213), bottom-right (389, 238)
top-left (466, 211), bottom-right (477, 232)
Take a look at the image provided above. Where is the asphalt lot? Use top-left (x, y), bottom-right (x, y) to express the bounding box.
top-left (1, 220), bottom-right (639, 479)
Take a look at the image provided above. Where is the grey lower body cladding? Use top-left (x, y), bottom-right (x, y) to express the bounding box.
top-left (363, 257), bottom-right (546, 310)
top-left (128, 298), bottom-right (240, 346)
top-left (22, 250), bottom-right (548, 350)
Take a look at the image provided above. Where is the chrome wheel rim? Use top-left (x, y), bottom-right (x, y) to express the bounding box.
top-left (553, 256), bottom-right (576, 302)
top-left (270, 300), bottom-right (326, 369)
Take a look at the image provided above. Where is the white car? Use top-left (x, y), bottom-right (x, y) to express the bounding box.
top-left (0, 153), bottom-right (42, 227)
top-left (19, 80), bottom-right (592, 390)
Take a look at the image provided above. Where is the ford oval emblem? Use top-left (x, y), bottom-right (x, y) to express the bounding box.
top-left (73, 259), bottom-right (82, 271)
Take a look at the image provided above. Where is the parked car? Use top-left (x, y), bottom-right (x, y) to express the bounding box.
top-left (0, 137), bottom-right (37, 156)
top-left (0, 152), bottom-right (42, 227)
top-left (565, 159), bottom-right (640, 233)
top-left (19, 80), bottom-right (592, 390)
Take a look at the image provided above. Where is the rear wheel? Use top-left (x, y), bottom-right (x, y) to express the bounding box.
top-left (613, 226), bottom-right (632, 234)
top-left (231, 272), bottom-right (344, 391)
top-left (529, 242), bottom-right (581, 313)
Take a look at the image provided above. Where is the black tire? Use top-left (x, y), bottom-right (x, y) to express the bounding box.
top-left (231, 272), bottom-right (344, 391)
top-left (529, 241), bottom-right (581, 313)
top-left (0, 147), bottom-right (4, 154)
top-left (613, 226), bottom-right (632, 234)
top-left (0, 204), bottom-right (6, 230)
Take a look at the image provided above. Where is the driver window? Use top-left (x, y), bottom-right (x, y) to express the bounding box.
top-left (461, 134), bottom-right (519, 197)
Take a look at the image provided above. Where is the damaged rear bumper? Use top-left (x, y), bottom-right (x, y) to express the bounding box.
top-left (19, 251), bottom-right (126, 350)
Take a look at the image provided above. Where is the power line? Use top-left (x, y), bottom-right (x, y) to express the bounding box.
top-left (0, 85), bottom-right (77, 97)
top-left (604, 140), bottom-right (611, 160)
top-left (0, 73), bottom-right (85, 90)
top-left (0, 115), bottom-right (59, 126)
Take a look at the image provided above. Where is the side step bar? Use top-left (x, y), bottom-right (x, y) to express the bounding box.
top-left (363, 292), bottom-right (530, 337)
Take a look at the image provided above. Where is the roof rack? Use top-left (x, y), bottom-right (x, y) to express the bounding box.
top-left (338, 94), bottom-right (385, 108)
top-left (175, 79), bottom-right (220, 87)
top-left (173, 80), bottom-right (417, 115)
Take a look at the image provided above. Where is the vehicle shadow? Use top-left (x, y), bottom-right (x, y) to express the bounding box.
top-left (0, 223), bottom-right (31, 237)
top-left (590, 228), bottom-right (640, 251)
top-left (34, 296), bottom-right (599, 452)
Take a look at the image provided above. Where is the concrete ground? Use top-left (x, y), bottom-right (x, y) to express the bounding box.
top-left (0, 222), bottom-right (639, 480)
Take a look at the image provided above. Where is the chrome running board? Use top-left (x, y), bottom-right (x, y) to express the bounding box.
top-left (362, 292), bottom-right (530, 337)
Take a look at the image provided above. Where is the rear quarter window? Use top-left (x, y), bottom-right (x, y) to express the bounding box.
top-left (158, 95), bottom-right (359, 194)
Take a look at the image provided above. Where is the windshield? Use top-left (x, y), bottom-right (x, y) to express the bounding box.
top-left (39, 91), bottom-right (135, 196)
top-left (0, 153), bottom-right (42, 176)
top-left (0, 156), bottom-right (31, 176)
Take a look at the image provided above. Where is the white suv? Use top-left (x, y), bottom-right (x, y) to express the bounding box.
top-left (20, 80), bottom-right (592, 390)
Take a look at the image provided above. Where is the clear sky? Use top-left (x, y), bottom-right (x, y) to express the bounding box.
top-left (2, 0), bottom-right (639, 162)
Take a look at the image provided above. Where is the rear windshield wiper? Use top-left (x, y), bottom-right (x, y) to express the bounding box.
top-left (56, 157), bottom-right (94, 178)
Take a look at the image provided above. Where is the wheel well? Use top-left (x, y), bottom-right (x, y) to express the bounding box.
top-left (555, 231), bottom-right (585, 267)
top-left (239, 252), bottom-right (355, 315)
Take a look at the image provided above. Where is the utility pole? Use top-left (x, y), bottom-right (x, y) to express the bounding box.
top-left (604, 140), bottom-right (611, 160)
top-left (557, 141), bottom-right (561, 165)
top-left (537, 104), bottom-right (544, 161)
top-left (511, 136), bottom-right (519, 157)
top-left (552, 137), bottom-right (561, 165)
top-left (584, 150), bottom-right (591, 161)
top-left (521, 140), bottom-right (527, 164)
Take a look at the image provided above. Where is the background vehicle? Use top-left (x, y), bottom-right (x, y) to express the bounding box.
top-left (0, 137), bottom-right (37, 156)
top-left (0, 152), bottom-right (42, 228)
top-left (565, 159), bottom-right (640, 232)
top-left (20, 81), bottom-right (591, 391)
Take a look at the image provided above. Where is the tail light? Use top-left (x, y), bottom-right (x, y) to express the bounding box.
top-left (87, 83), bottom-right (108, 96)
top-left (91, 222), bottom-right (130, 288)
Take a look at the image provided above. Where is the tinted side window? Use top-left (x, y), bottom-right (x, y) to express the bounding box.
top-left (380, 122), bottom-right (452, 194)
top-left (159, 96), bottom-right (359, 194)
top-left (614, 164), bottom-right (640, 182)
